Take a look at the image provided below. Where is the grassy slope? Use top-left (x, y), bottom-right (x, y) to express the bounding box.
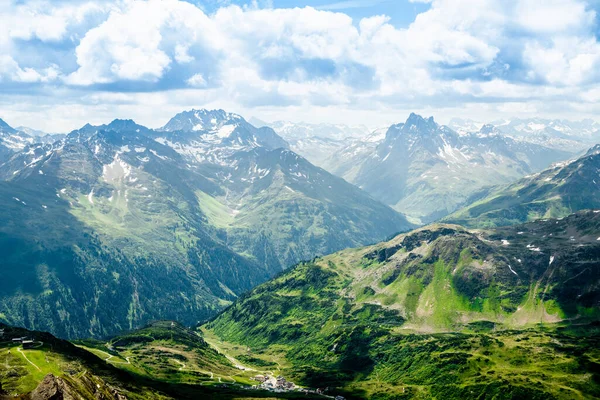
top-left (0, 134), bottom-right (273, 339)
top-left (217, 148), bottom-right (414, 271)
top-left (0, 322), bottom-right (324, 400)
top-left (206, 213), bottom-right (600, 399)
top-left (444, 151), bottom-right (600, 228)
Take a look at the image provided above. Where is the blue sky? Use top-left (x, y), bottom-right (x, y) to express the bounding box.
top-left (190, 0), bottom-right (431, 26)
top-left (1, 0), bottom-right (600, 131)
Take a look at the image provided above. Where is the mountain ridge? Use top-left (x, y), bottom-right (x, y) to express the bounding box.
top-left (445, 143), bottom-right (600, 228)
top-left (0, 109), bottom-right (412, 339)
top-left (328, 113), bottom-right (573, 223)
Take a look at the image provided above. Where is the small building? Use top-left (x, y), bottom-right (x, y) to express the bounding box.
top-left (12, 337), bottom-right (27, 343)
top-left (22, 340), bottom-right (35, 349)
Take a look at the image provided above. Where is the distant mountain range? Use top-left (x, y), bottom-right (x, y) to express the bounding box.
top-left (0, 110), bottom-right (411, 338)
top-left (326, 113), bottom-right (574, 223)
top-left (449, 117), bottom-right (600, 153)
top-left (0, 119), bottom-right (65, 163)
top-left (264, 120), bottom-right (373, 168)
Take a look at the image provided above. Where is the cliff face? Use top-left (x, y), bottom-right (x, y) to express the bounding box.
top-left (28, 374), bottom-right (126, 400)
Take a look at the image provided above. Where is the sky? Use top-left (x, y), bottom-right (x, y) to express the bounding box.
top-left (1, 0), bottom-right (600, 132)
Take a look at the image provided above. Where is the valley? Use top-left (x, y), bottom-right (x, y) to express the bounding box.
top-left (2, 211), bottom-right (599, 399)
top-left (1, 111), bottom-right (599, 400)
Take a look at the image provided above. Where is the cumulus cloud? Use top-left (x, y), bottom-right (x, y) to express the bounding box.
top-left (1, 0), bottom-right (600, 129)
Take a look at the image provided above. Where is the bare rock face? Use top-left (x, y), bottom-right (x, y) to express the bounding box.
top-left (29, 374), bottom-right (73, 400)
top-left (28, 374), bottom-right (126, 400)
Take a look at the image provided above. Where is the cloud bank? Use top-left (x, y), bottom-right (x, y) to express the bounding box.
top-left (1, 0), bottom-right (600, 130)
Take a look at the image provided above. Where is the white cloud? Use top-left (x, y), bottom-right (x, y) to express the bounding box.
top-left (0, 55), bottom-right (60, 83)
top-left (67, 0), bottom-right (223, 85)
top-left (187, 73), bottom-right (207, 87)
top-left (6, 1), bottom-right (108, 42)
top-left (1, 0), bottom-right (600, 129)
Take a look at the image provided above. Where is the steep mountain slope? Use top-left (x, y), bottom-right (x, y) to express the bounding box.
top-left (0, 110), bottom-right (412, 338)
top-left (446, 145), bottom-right (600, 228)
top-left (335, 113), bottom-right (572, 223)
top-left (0, 118), bottom-right (36, 163)
top-left (207, 212), bottom-right (600, 398)
top-left (212, 147), bottom-right (412, 270)
top-left (153, 109), bottom-right (413, 270)
top-left (0, 128), bottom-right (270, 338)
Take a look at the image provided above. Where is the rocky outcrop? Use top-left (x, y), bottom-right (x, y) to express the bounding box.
top-left (28, 374), bottom-right (126, 400)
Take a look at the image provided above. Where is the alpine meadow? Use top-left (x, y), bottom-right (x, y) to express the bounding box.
top-left (1, 1), bottom-right (600, 399)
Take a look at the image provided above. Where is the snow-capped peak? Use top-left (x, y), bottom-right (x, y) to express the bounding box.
top-left (160, 109), bottom-right (244, 133)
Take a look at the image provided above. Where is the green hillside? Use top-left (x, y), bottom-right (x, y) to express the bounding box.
top-left (0, 322), bottom-right (324, 399)
top-left (445, 147), bottom-right (600, 228)
top-left (206, 212), bottom-right (600, 399)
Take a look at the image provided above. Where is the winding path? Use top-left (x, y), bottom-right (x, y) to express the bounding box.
top-left (17, 346), bottom-right (41, 372)
top-left (90, 348), bottom-right (131, 365)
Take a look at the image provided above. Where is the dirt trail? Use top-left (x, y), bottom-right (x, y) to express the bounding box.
top-left (17, 347), bottom-right (41, 372)
top-left (91, 348), bottom-right (131, 365)
top-left (203, 336), bottom-right (255, 372)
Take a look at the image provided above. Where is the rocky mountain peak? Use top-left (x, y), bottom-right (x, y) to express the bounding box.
top-left (160, 108), bottom-right (244, 132)
top-left (0, 118), bottom-right (16, 135)
top-left (107, 119), bottom-right (143, 131)
top-left (479, 124), bottom-right (500, 136)
top-left (404, 113), bottom-right (437, 132)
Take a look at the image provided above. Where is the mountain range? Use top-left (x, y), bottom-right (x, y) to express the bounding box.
top-left (325, 114), bottom-right (572, 224)
top-left (0, 110), bottom-right (411, 338)
top-left (449, 117), bottom-right (600, 153)
top-left (1, 110), bottom-right (600, 400)
top-left (264, 121), bottom-right (373, 168)
top-left (0, 119), bottom-right (65, 163)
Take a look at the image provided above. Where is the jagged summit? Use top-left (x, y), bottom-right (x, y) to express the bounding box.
top-left (384, 113), bottom-right (442, 142)
top-left (0, 117), bottom-right (16, 134)
top-left (160, 108), bottom-right (244, 132)
top-left (405, 112), bottom-right (437, 131)
top-left (478, 124), bottom-right (500, 136)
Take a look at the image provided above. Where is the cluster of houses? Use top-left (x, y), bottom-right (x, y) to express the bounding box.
top-left (251, 374), bottom-right (296, 392)
top-left (250, 374), bottom-right (345, 399)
